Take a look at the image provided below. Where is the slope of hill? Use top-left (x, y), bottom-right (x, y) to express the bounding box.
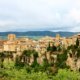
top-left (0, 31), bottom-right (78, 37)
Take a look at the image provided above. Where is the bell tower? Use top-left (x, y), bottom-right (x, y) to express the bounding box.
top-left (8, 34), bottom-right (16, 41)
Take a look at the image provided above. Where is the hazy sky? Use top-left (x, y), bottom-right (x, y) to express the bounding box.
top-left (0, 0), bottom-right (80, 32)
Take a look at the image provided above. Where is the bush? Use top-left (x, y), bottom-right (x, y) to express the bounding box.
top-left (0, 68), bottom-right (49, 80)
top-left (53, 69), bottom-right (80, 80)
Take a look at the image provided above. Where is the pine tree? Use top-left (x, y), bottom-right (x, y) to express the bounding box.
top-left (76, 38), bottom-right (79, 47)
top-left (47, 42), bottom-right (51, 51)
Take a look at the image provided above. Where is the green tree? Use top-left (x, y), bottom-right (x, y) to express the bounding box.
top-left (31, 50), bottom-right (39, 71)
top-left (5, 51), bottom-right (13, 64)
top-left (56, 50), bottom-right (68, 69)
top-left (33, 50), bottom-right (38, 61)
top-left (0, 52), bottom-right (5, 68)
top-left (22, 50), bottom-right (31, 65)
top-left (47, 42), bottom-right (51, 51)
top-left (15, 55), bottom-right (24, 68)
top-left (42, 58), bottom-right (50, 71)
top-left (53, 69), bottom-right (80, 80)
top-left (76, 38), bottom-right (79, 47)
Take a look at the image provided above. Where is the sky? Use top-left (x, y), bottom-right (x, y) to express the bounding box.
top-left (0, 0), bottom-right (80, 32)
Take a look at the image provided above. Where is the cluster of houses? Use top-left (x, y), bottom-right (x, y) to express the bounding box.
top-left (0, 33), bottom-right (79, 54)
top-left (0, 33), bottom-right (80, 69)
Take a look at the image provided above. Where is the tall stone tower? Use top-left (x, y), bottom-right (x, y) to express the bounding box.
top-left (56, 34), bottom-right (60, 40)
top-left (8, 34), bottom-right (16, 41)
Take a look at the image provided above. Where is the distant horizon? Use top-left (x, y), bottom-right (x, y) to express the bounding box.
top-left (0, 31), bottom-right (79, 33)
top-left (0, 31), bottom-right (79, 40)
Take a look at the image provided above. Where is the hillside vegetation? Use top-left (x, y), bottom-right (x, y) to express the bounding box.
top-left (0, 38), bottom-right (80, 80)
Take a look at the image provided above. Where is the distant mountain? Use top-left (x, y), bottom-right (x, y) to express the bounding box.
top-left (0, 31), bottom-right (79, 37)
